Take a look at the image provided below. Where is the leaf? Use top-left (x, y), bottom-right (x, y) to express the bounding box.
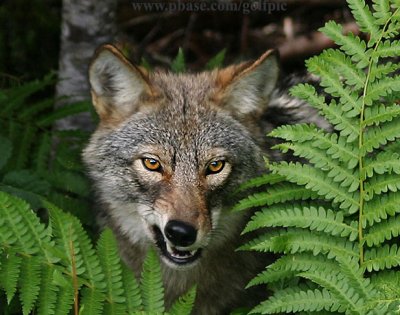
top-left (19, 257), bottom-right (41, 315)
top-left (37, 265), bottom-right (58, 315)
top-left (364, 244), bottom-right (400, 272)
top-left (121, 264), bottom-right (142, 313)
top-left (319, 21), bottom-right (369, 67)
top-left (250, 288), bottom-right (339, 314)
top-left (79, 288), bottom-right (104, 315)
top-left (298, 269), bottom-right (364, 313)
top-left (269, 162), bottom-right (359, 214)
top-left (0, 136), bottom-right (12, 171)
top-left (364, 215), bottom-right (400, 246)
top-left (168, 286), bottom-right (196, 315)
top-left (0, 252), bottom-right (22, 304)
top-left (290, 84), bottom-right (359, 141)
top-left (247, 253), bottom-right (340, 287)
top-left (306, 56), bottom-right (362, 113)
top-left (140, 247), bottom-right (165, 313)
top-left (171, 48), bottom-right (186, 73)
top-left (205, 49), bottom-right (226, 70)
top-left (96, 229), bottom-right (125, 314)
top-left (244, 206), bottom-right (358, 241)
top-left (347, 0), bottom-right (380, 44)
top-left (241, 229), bottom-right (358, 260)
top-left (36, 101), bottom-right (91, 127)
top-left (269, 124), bottom-right (359, 168)
top-left (233, 183), bottom-right (319, 212)
top-left (273, 142), bottom-right (359, 191)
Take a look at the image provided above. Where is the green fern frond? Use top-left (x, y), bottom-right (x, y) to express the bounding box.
top-left (273, 142), bottom-right (359, 191)
top-left (242, 229), bottom-right (358, 260)
top-left (96, 229), bottom-right (126, 314)
top-left (0, 136), bottom-right (12, 171)
top-left (364, 173), bottom-right (400, 200)
top-left (52, 270), bottom-right (74, 315)
top-left (247, 254), bottom-right (340, 287)
top-left (19, 257), bottom-right (41, 315)
top-left (140, 247), bottom-right (165, 313)
top-left (318, 49), bottom-right (366, 89)
top-left (250, 288), bottom-right (338, 314)
top-left (364, 215), bottom-right (400, 246)
top-left (363, 76), bottom-right (400, 106)
top-left (269, 124), bottom-right (359, 168)
top-left (363, 244), bottom-right (400, 272)
top-left (372, 0), bottom-right (391, 25)
top-left (171, 48), bottom-right (186, 73)
top-left (34, 133), bottom-right (52, 174)
top-left (240, 1), bottom-right (400, 314)
top-left (334, 255), bottom-right (375, 301)
top-left (79, 288), bottom-right (104, 315)
top-left (306, 56), bottom-right (362, 113)
top-left (37, 265), bottom-right (58, 315)
top-left (290, 84), bottom-right (359, 140)
top-left (269, 162), bottom-right (359, 213)
top-left (205, 49), bottom-right (226, 70)
top-left (363, 104), bottom-right (400, 127)
top-left (369, 61), bottom-right (400, 81)
top-left (0, 73), bottom-right (55, 115)
top-left (298, 270), bottom-right (364, 314)
top-left (121, 264), bottom-right (142, 313)
top-left (362, 120), bottom-right (400, 155)
top-left (0, 252), bottom-right (22, 304)
top-left (319, 20), bottom-right (369, 67)
top-left (168, 286), bottom-right (196, 315)
top-left (347, 0), bottom-right (380, 44)
top-left (363, 191), bottom-right (400, 226)
top-left (236, 173), bottom-right (285, 192)
top-left (36, 101), bottom-right (91, 127)
top-left (373, 39), bottom-right (400, 57)
top-left (233, 183), bottom-right (319, 212)
top-left (0, 191), bottom-right (50, 256)
top-left (243, 206), bottom-right (358, 240)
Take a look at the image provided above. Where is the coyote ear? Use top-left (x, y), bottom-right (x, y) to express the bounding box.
top-left (89, 44), bottom-right (152, 123)
top-left (215, 50), bottom-right (279, 118)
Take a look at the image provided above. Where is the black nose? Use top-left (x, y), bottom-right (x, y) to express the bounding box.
top-left (165, 220), bottom-right (197, 247)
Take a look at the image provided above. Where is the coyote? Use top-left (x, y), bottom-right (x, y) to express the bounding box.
top-left (83, 45), bottom-right (324, 314)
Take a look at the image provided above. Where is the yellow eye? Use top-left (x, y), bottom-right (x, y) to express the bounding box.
top-left (142, 158), bottom-right (162, 172)
top-left (206, 160), bottom-right (225, 175)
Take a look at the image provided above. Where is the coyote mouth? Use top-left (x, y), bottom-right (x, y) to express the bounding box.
top-left (152, 226), bottom-right (202, 266)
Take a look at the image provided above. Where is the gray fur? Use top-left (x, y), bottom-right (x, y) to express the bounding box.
top-left (83, 46), bottom-right (323, 314)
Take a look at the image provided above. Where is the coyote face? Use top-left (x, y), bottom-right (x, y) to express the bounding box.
top-left (83, 45), bottom-right (279, 270)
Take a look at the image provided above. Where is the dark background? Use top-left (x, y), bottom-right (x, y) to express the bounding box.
top-left (0, 0), bottom-right (355, 87)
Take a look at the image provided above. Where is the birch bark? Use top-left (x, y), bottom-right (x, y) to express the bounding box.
top-left (55, 0), bottom-right (117, 130)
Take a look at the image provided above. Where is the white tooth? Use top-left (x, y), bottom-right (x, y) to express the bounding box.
top-left (166, 243), bottom-right (174, 254)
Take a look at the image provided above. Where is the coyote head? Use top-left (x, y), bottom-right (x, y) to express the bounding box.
top-left (83, 45), bottom-right (279, 269)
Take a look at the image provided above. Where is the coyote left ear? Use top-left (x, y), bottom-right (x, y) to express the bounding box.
top-left (215, 50), bottom-right (279, 118)
top-left (89, 44), bottom-right (153, 124)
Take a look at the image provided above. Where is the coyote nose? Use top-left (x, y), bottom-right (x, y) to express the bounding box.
top-left (165, 220), bottom-right (197, 247)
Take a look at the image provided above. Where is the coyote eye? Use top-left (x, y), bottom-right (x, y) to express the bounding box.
top-left (206, 160), bottom-right (225, 175)
top-left (142, 158), bottom-right (162, 172)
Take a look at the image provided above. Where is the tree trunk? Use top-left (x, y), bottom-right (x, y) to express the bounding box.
top-left (55, 0), bottom-right (117, 130)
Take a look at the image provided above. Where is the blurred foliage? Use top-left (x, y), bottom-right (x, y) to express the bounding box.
top-left (0, 0), bottom-right (61, 87)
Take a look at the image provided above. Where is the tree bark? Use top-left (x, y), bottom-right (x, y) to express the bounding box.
top-left (55, 0), bottom-right (117, 130)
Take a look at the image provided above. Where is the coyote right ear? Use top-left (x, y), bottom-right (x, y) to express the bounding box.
top-left (89, 45), bottom-right (152, 124)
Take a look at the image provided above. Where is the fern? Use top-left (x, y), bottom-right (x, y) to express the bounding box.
top-left (238, 1), bottom-right (400, 314)
top-left (0, 191), bottom-right (196, 314)
top-left (0, 73), bottom-right (93, 228)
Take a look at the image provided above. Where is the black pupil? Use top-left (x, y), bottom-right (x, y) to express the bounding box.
top-left (148, 159), bottom-right (157, 165)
